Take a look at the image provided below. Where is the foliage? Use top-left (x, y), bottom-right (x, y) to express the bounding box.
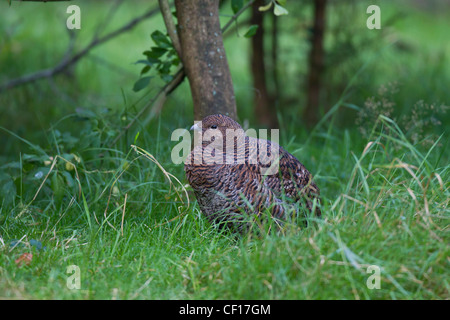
top-left (259, 0), bottom-right (289, 16)
top-left (133, 30), bottom-right (180, 92)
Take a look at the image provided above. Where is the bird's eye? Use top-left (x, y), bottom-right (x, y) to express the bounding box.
top-left (210, 125), bottom-right (218, 129)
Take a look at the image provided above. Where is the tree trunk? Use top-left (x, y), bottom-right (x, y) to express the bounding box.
top-left (304, 0), bottom-right (327, 126)
top-left (175, 0), bottom-right (237, 121)
top-left (250, 0), bottom-right (278, 128)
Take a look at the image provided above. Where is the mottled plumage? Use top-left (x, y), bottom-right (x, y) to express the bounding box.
top-left (185, 114), bottom-right (320, 232)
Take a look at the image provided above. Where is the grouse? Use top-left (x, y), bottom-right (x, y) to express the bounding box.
top-left (184, 114), bottom-right (320, 232)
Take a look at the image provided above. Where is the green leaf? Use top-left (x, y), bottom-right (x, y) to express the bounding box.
top-left (231, 0), bottom-right (243, 14)
top-left (146, 47), bottom-right (167, 59)
top-left (159, 61), bottom-right (173, 74)
top-left (141, 65), bottom-right (151, 75)
top-left (75, 108), bottom-right (96, 119)
top-left (258, 1), bottom-right (273, 11)
top-left (0, 161), bottom-right (21, 170)
top-left (143, 50), bottom-right (163, 62)
top-left (135, 59), bottom-right (154, 66)
top-left (133, 76), bottom-right (152, 92)
top-left (244, 25), bottom-right (259, 38)
top-left (61, 171), bottom-right (75, 188)
top-left (273, 3), bottom-right (289, 16)
top-left (151, 30), bottom-right (172, 48)
top-left (161, 74), bottom-right (174, 82)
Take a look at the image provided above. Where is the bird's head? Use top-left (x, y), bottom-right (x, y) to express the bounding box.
top-left (190, 114), bottom-right (242, 134)
top-left (190, 114), bottom-right (245, 148)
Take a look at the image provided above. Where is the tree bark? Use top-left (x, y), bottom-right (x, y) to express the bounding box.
top-left (250, 0), bottom-right (278, 128)
top-left (304, 0), bottom-right (327, 126)
top-left (175, 0), bottom-right (237, 121)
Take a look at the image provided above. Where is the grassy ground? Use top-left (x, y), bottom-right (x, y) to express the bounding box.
top-left (0, 0), bottom-right (449, 299)
top-left (0, 117), bottom-right (447, 299)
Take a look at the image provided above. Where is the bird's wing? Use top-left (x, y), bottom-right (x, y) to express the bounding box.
top-left (246, 137), bottom-right (321, 214)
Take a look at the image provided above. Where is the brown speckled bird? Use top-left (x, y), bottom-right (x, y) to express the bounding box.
top-left (184, 114), bottom-right (320, 232)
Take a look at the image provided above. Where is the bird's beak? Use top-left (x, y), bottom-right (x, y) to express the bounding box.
top-left (190, 122), bottom-right (202, 131)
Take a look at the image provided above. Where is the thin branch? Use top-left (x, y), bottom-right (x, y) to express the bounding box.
top-left (158, 0), bottom-right (182, 57)
top-left (0, 6), bottom-right (160, 93)
top-left (221, 0), bottom-right (255, 34)
top-left (222, 17), bottom-right (251, 38)
top-left (93, 0), bottom-right (124, 41)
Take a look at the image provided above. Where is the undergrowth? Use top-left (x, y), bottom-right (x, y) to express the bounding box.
top-left (0, 109), bottom-right (448, 299)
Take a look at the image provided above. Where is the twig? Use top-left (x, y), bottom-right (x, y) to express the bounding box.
top-left (8, 234), bottom-right (27, 253)
top-left (93, 0), bottom-right (124, 41)
top-left (0, 6), bottom-right (160, 93)
top-left (222, 17), bottom-right (251, 38)
top-left (158, 0), bottom-right (181, 57)
top-left (129, 276), bottom-right (153, 300)
top-left (221, 0), bottom-right (255, 33)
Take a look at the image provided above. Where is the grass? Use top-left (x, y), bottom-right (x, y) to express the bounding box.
top-left (0, 110), bottom-right (448, 299)
top-left (0, 1), bottom-right (449, 299)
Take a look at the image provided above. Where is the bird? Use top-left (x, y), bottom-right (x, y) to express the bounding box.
top-left (184, 114), bottom-right (321, 232)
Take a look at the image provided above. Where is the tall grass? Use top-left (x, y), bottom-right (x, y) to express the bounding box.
top-left (0, 110), bottom-right (447, 299)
